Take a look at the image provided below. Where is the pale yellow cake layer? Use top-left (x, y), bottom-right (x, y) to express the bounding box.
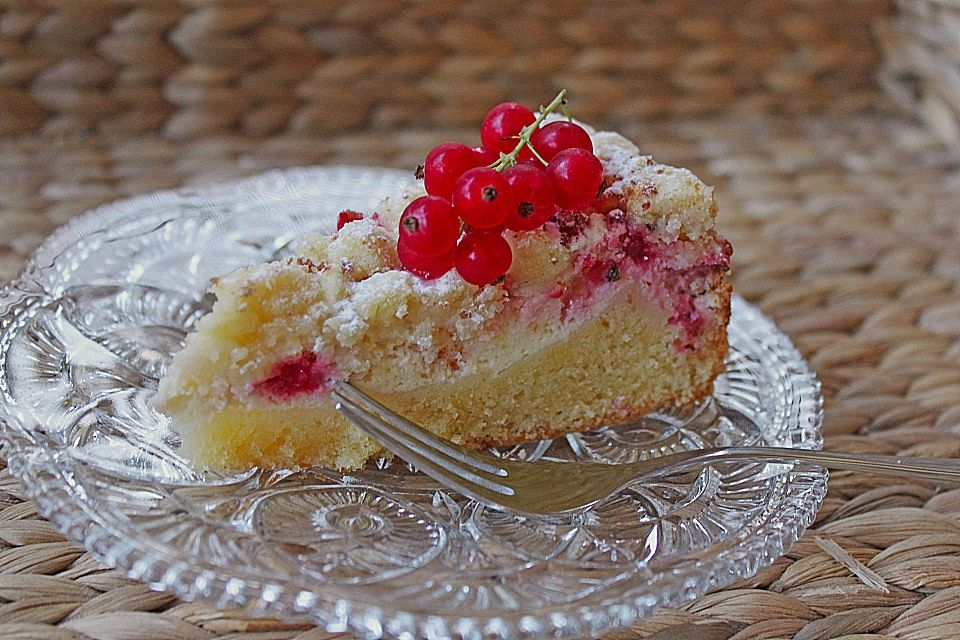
top-left (180, 287), bottom-right (729, 471)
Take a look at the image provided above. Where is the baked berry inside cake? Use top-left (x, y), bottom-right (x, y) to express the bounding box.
top-left (153, 92), bottom-right (732, 471)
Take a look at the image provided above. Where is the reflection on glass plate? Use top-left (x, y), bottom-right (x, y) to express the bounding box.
top-left (0, 166), bottom-right (825, 640)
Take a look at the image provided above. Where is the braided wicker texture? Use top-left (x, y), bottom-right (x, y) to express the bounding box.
top-left (4, 1), bottom-right (960, 638)
top-left (879, 0), bottom-right (960, 146)
top-left (2, 0), bottom-right (886, 138)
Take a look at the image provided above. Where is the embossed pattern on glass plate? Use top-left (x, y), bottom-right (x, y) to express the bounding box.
top-left (0, 166), bottom-right (825, 640)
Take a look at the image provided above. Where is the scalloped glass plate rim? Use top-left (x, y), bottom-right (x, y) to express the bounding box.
top-left (0, 165), bottom-right (826, 640)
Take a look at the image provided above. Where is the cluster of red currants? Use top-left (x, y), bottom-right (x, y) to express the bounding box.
top-left (395, 93), bottom-right (604, 286)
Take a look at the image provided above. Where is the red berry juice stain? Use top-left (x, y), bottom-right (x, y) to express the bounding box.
top-left (670, 297), bottom-right (705, 351)
top-left (623, 227), bottom-right (657, 264)
top-left (553, 211), bottom-right (589, 246)
top-left (252, 351), bottom-right (334, 401)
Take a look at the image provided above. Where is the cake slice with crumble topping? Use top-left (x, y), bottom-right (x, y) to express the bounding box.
top-left (153, 94), bottom-right (731, 472)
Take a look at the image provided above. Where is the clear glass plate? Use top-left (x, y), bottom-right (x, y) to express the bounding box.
top-left (0, 166), bottom-right (825, 640)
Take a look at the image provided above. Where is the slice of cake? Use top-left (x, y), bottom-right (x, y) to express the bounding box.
top-left (154, 93), bottom-right (731, 471)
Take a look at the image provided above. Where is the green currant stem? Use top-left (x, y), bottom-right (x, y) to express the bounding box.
top-left (490, 89), bottom-right (567, 171)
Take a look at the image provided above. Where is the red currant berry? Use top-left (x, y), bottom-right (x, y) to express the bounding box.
top-left (397, 241), bottom-right (455, 280)
top-left (423, 142), bottom-right (481, 199)
top-left (480, 102), bottom-right (536, 155)
top-left (502, 164), bottom-right (557, 232)
top-left (514, 157), bottom-right (546, 167)
top-left (546, 148), bottom-right (604, 209)
top-left (451, 167), bottom-right (514, 229)
top-left (473, 145), bottom-right (499, 166)
top-left (336, 210), bottom-right (364, 230)
top-left (531, 121), bottom-right (593, 163)
top-left (516, 144), bottom-right (541, 165)
top-left (398, 195), bottom-right (460, 257)
top-left (455, 232), bottom-right (513, 286)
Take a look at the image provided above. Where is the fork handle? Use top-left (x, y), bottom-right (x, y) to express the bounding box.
top-left (682, 447), bottom-right (960, 484)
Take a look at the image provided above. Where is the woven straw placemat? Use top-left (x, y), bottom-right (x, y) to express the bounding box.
top-left (2, 106), bottom-right (960, 639)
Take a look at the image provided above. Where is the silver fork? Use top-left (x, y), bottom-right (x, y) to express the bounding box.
top-left (332, 382), bottom-right (960, 518)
